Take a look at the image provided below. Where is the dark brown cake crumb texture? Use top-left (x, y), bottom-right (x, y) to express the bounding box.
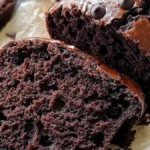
top-left (46, 2), bottom-right (150, 149)
top-left (0, 40), bottom-right (142, 150)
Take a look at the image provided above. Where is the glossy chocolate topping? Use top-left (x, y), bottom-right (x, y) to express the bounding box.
top-left (49, 0), bottom-right (144, 25)
top-left (91, 3), bottom-right (106, 19)
top-left (120, 18), bottom-right (150, 55)
top-left (118, 0), bottom-right (135, 10)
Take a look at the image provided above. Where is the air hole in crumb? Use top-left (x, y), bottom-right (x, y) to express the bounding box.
top-left (59, 47), bottom-right (65, 53)
top-left (114, 53), bottom-right (124, 60)
top-left (43, 84), bottom-right (57, 91)
top-left (2, 4), bottom-right (6, 8)
top-left (25, 120), bottom-right (34, 132)
top-left (39, 135), bottom-right (52, 146)
top-left (77, 19), bottom-right (85, 29)
top-left (70, 68), bottom-right (78, 77)
top-left (12, 124), bottom-right (18, 131)
top-left (67, 133), bottom-right (77, 138)
top-left (41, 82), bottom-right (58, 91)
top-left (11, 106), bottom-right (16, 110)
top-left (84, 92), bottom-right (99, 104)
top-left (43, 52), bottom-right (50, 61)
top-left (75, 147), bottom-right (85, 150)
top-left (10, 52), bottom-right (32, 66)
top-left (63, 53), bottom-right (70, 58)
top-left (100, 46), bottom-right (107, 56)
top-left (120, 100), bottom-right (130, 109)
top-left (13, 80), bottom-right (20, 88)
top-left (64, 11), bottom-right (71, 20)
top-left (119, 97), bottom-right (130, 109)
top-left (68, 27), bottom-right (76, 37)
top-left (54, 57), bottom-right (62, 65)
top-left (108, 107), bottom-right (122, 119)
top-left (88, 31), bottom-right (94, 41)
top-left (24, 98), bottom-right (33, 107)
top-left (52, 98), bottom-right (65, 112)
top-left (28, 74), bottom-right (34, 82)
top-left (0, 112), bottom-right (7, 121)
top-left (50, 85), bottom-right (58, 91)
top-left (90, 133), bottom-right (104, 147)
top-left (0, 77), bottom-right (4, 82)
top-left (121, 48), bottom-right (127, 53)
top-left (35, 47), bottom-right (50, 61)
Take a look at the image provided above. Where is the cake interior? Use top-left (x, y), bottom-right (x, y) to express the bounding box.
top-left (0, 40), bottom-right (142, 149)
top-left (47, 4), bottom-right (150, 111)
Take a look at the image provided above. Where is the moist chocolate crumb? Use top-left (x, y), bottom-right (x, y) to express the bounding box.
top-left (0, 39), bottom-right (144, 150)
top-left (46, 1), bottom-right (150, 149)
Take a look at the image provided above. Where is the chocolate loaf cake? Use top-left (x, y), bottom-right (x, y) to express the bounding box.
top-left (46, 0), bottom-right (150, 105)
top-left (0, 39), bottom-right (145, 150)
top-left (0, 0), bottom-right (16, 29)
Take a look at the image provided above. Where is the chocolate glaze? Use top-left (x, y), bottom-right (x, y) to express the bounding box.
top-left (91, 4), bottom-right (106, 20)
top-left (120, 18), bottom-right (150, 55)
top-left (49, 0), bottom-right (145, 25)
top-left (17, 38), bottom-right (145, 118)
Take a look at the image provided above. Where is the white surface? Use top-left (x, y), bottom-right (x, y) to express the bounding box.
top-left (0, 0), bottom-right (52, 47)
top-left (0, 0), bottom-right (150, 150)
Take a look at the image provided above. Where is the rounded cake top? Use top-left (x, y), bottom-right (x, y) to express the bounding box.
top-left (49, 0), bottom-right (146, 25)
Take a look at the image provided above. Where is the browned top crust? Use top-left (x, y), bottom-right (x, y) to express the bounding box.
top-left (49, 0), bottom-right (147, 25)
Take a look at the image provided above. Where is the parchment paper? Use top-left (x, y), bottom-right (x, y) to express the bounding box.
top-left (0, 0), bottom-right (52, 47)
top-left (0, 0), bottom-right (150, 149)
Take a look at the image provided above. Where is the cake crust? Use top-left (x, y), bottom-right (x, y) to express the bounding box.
top-left (48, 0), bottom-right (146, 25)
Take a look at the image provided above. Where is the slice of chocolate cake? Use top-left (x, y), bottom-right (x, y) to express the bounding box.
top-left (46, 0), bottom-right (150, 110)
top-left (0, 0), bottom-right (16, 30)
top-left (46, 0), bottom-right (149, 49)
top-left (0, 38), bottom-right (145, 150)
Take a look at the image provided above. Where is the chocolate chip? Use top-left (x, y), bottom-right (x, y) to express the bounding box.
top-left (91, 4), bottom-right (106, 20)
top-left (118, 0), bottom-right (135, 10)
top-left (6, 32), bottom-right (16, 39)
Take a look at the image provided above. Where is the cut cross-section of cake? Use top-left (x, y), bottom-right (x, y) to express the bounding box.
top-left (0, 38), bottom-right (145, 150)
top-left (0, 0), bottom-right (16, 29)
top-left (46, 0), bottom-right (150, 107)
